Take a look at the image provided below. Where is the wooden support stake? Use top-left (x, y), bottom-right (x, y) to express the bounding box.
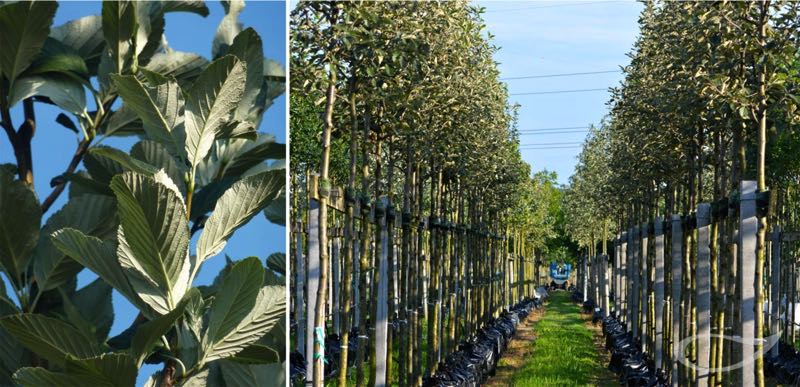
top-left (306, 199), bottom-right (321, 384)
top-left (632, 226), bottom-right (640, 338)
top-left (696, 203), bottom-right (712, 384)
top-left (622, 231), bottom-right (628, 325)
top-left (671, 215), bottom-right (683, 387)
top-left (739, 181), bottom-right (757, 386)
top-left (375, 200), bottom-right (389, 387)
top-left (654, 217), bottom-right (665, 370)
top-left (641, 223), bottom-right (649, 353)
top-left (770, 226), bottom-right (781, 357)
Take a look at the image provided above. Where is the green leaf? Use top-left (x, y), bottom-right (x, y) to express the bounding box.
top-left (0, 1), bottom-right (57, 84)
top-left (184, 55), bottom-right (247, 169)
top-left (102, 0), bottom-right (136, 75)
top-left (130, 287), bottom-right (196, 366)
top-left (219, 360), bottom-right (284, 386)
top-left (34, 194), bottom-right (116, 291)
top-left (0, 293), bottom-right (23, 385)
top-left (0, 167), bottom-right (40, 286)
top-left (204, 258), bottom-right (263, 350)
top-left (111, 75), bottom-right (185, 156)
top-left (179, 368), bottom-right (210, 387)
top-left (0, 329), bottom-right (23, 385)
top-left (131, 140), bottom-right (188, 196)
top-left (134, 2), bottom-right (165, 66)
top-left (110, 172), bottom-right (191, 313)
top-left (161, 0), bottom-right (210, 17)
top-left (9, 74), bottom-right (87, 116)
top-left (196, 170), bottom-right (283, 265)
top-left (50, 15), bottom-right (105, 75)
top-left (27, 37), bottom-right (89, 79)
top-left (228, 344), bottom-right (280, 364)
top-left (83, 146), bottom-right (127, 184)
top-left (222, 141), bottom-right (285, 179)
top-left (70, 278), bottom-right (114, 341)
top-left (50, 228), bottom-right (144, 313)
top-left (56, 113), bottom-right (79, 133)
top-left (65, 172), bottom-right (113, 198)
top-left (65, 353), bottom-right (137, 387)
top-left (266, 253), bottom-right (285, 276)
top-left (0, 314), bottom-right (104, 366)
top-left (14, 353), bottom-right (137, 387)
top-left (212, 0), bottom-right (244, 59)
top-left (58, 287), bottom-right (102, 343)
top-left (13, 367), bottom-right (98, 386)
top-left (143, 51), bottom-right (208, 90)
top-left (200, 285), bottom-right (285, 364)
top-left (264, 191), bottom-right (286, 226)
top-left (227, 28), bottom-right (264, 121)
top-left (101, 104), bottom-right (144, 137)
top-left (88, 147), bottom-right (160, 176)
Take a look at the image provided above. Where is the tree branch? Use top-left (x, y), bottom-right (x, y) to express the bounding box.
top-left (40, 139), bottom-right (90, 213)
top-left (40, 96), bottom-right (117, 213)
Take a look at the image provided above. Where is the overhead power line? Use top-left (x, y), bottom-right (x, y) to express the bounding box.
top-left (518, 126), bottom-right (590, 132)
top-left (501, 70), bottom-right (620, 81)
top-left (510, 88), bottom-right (608, 96)
top-left (519, 130), bottom-right (588, 135)
top-left (518, 145), bottom-right (583, 150)
top-left (485, 1), bottom-right (626, 13)
top-left (520, 142), bottom-right (583, 147)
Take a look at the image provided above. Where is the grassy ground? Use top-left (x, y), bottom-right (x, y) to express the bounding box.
top-left (511, 291), bottom-right (615, 386)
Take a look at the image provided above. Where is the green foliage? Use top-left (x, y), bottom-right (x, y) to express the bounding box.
top-left (0, 1), bottom-right (286, 385)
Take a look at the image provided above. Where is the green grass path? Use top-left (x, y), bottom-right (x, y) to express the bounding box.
top-left (511, 291), bottom-right (614, 386)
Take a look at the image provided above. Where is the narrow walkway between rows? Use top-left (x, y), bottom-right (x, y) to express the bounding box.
top-left (488, 291), bottom-right (616, 386)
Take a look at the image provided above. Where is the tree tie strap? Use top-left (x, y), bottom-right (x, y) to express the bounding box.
top-left (318, 178), bottom-right (332, 199)
top-left (313, 326), bottom-right (327, 363)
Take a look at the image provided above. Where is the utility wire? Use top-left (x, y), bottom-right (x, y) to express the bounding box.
top-left (519, 145), bottom-right (583, 150)
top-left (519, 130), bottom-right (588, 135)
top-left (510, 88), bottom-right (607, 96)
top-left (520, 142), bottom-right (583, 147)
top-left (484, 1), bottom-right (626, 13)
top-left (518, 126), bottom-right (590, 132)
top-left (501, 70), bottom-right (619, 81)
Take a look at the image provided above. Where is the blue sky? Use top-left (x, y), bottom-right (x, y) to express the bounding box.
top-left (479, 0), bottom-right (643, 185)
top-left (0, 1), bottom-right (286, 384)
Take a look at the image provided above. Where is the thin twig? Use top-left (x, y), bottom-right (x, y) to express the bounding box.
top-left (40, 96), bottom-right (116, 213)
top-left (40, 139), bottom-right (90, 213)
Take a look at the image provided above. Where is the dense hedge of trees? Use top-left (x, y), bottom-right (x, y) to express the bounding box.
top-left (565, 1), bottom-right (800, 385)
top-left (290, 1), bottom-right (564, 385)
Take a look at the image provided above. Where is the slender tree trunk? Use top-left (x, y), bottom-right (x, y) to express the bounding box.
top-left (313, 72), bottom-right (337, 387)
top-left (337, 88), bottom-right (359, 387)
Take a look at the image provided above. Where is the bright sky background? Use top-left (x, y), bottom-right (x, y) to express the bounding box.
top-left (479, 0), bottom-right (643, 185)
top-left (0, 2), bottom-right (286, 385)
